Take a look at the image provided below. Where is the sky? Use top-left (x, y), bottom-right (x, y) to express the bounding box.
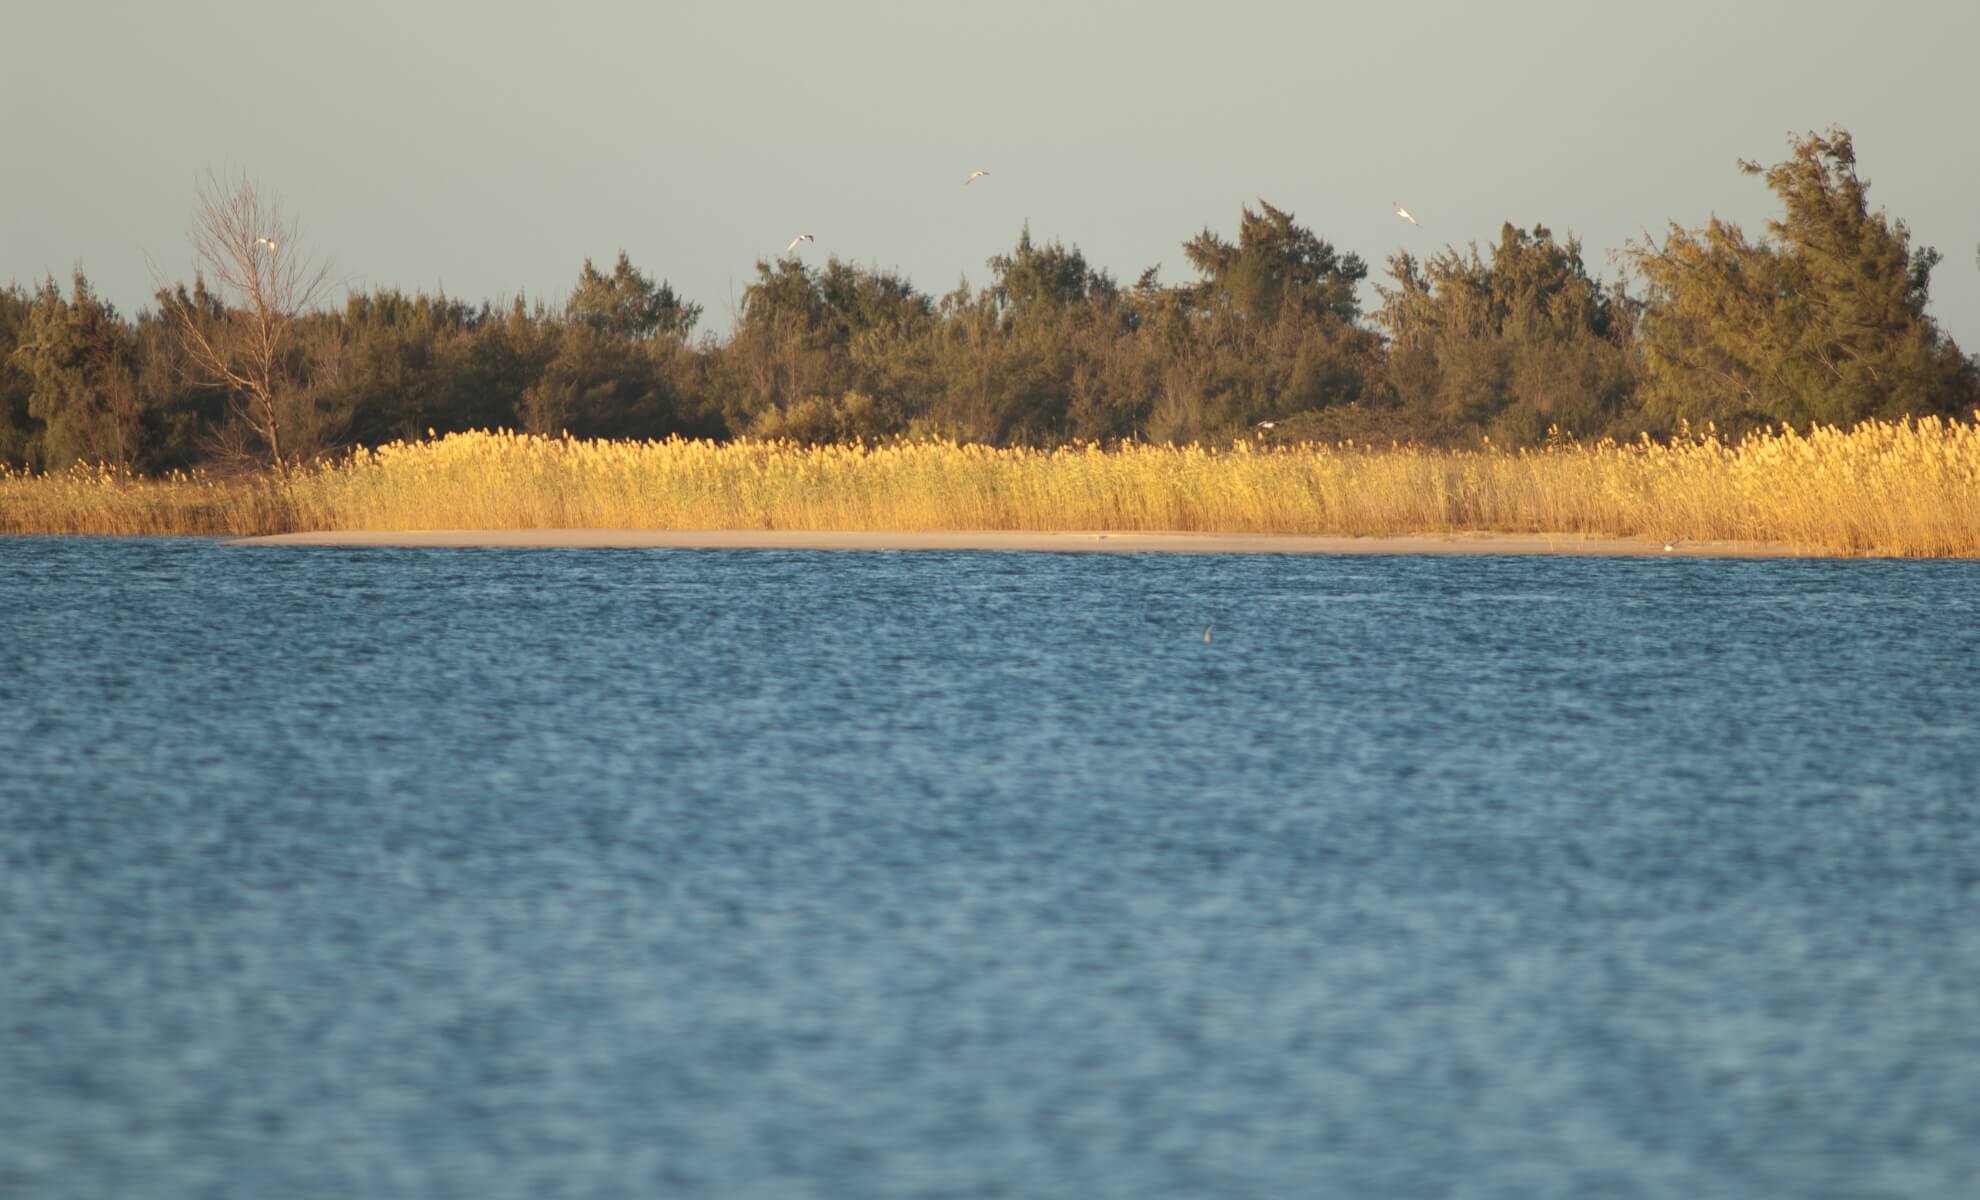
top-left (6, 0), bottom-right (1978, 348)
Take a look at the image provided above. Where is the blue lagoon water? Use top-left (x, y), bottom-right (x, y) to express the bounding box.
top-left (3, 536), bottom-right (1978, 1197)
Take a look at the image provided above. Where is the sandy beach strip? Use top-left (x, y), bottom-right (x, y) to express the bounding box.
top-left (228, 529), bottom-right (1807, 557)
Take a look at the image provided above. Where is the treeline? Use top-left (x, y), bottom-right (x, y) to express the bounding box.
top-left (3, 129), bottom-right (1974, 473)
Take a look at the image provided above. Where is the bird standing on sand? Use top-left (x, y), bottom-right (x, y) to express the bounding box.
top-left (785, 233), bottom-right (814, 253)
top-left (965, 170), bottom-right (990, 185)
top-left (1393, 202), bottom-right (1419, 226)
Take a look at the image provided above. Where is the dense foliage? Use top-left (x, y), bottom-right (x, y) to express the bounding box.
top-left (3, 131), bottom-right (1974, 472)
top-left (1623, 130), bottom-right (1976, 437)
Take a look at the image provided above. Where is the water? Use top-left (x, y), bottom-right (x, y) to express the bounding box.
top-left (3, 536), bottom-right (1978, 1198)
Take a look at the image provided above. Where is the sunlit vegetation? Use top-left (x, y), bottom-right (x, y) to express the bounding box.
top-left (4, 130), bottom-right (1977, 472)
top-left (3, 129), bottom-right (1977, 557)
top-left (8, 418), bottom-right (1980, 557)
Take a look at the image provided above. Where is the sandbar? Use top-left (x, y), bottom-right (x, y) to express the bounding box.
top-left (229, 529), bottom-right (1807, 557)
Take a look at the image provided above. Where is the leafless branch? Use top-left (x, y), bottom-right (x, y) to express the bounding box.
top-left (168, 169), bottom-right (334, 469)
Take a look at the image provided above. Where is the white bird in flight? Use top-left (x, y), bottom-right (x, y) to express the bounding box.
top-left (253, 237), bottom-right (277, 251)
top-left (965, 170), bottom-right (990, 185)
top-left (785, 233), bottom-right (814, 253)
top-left (1393, 202), bottom-right (1420, 227)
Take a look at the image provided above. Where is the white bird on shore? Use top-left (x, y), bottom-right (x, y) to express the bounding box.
top-left (1393, 202), bottom-right (1419, 226)
top-left (785, 233), bottom-right (814, 253)
top-left (965, 170), bottom-right (990, 185)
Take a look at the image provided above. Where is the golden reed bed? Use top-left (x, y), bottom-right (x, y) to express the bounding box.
top-left (5, 418), bottom-right (1980, 557)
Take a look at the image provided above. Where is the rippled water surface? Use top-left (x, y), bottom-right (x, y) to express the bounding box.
top-left (4, 536), bottom-right (1979, 1198)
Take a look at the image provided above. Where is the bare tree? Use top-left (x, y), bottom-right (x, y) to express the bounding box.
top-left (168, 169), bottom-right (332, 469)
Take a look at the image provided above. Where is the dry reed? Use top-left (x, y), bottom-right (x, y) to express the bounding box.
top-left (6, 417), bottom-right (1980, 557)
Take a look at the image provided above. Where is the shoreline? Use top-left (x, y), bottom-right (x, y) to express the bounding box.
top-left (227, 529), bottom-right (1810, 557)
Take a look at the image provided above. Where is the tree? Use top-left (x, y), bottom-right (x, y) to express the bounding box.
top-left (1624, 129), bottom-right (1977, 432)
top-left (567, 252), bottom-right (699, 341)
top-left (8, 274), bottom-right (145, 468)
top-left (1153, 201), bottom-right (1381, 439)
top-left (0, 286), bottom-right (40, 467)
top-left (721, 256), bottom-right (936, 439)
top-left (1375, 224), bottom-right (1639, 443)
top-left (986, 226), bottom-right (1115, 327)
top-left (1183, 200), bottom-right (1364, 326)
top-left (162, 170), bottom-right (333, 468)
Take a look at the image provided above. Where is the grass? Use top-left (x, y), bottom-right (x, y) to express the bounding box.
top-left (6, 417), bottom-right (1980, 556)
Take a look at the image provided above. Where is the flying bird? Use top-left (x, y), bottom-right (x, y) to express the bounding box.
top-left (1392, 203), bottom-right (1419, 226)
top-left (965, 170), bottom-right (990, 185)
top-left (785, 233), bottom-right (814, 253)
top-left (253, 237), bottom-right (277, 250)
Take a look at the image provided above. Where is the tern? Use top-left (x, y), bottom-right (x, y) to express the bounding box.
top-left (965, 170), bottom-right (990, 185)
top-left (785, 233), bottom-right (814, 253)
top-left (1392, 203), bottom-right (1419, 226)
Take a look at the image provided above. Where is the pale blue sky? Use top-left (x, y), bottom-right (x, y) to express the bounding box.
top-left (6, 0), bottom-right (1977, 347)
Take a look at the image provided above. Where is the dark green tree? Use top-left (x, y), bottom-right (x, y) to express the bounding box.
top-left (1152, 201), bottom-right (1381, 440)
top-left (721, 257), bottom-right (935, 440)
top-left (1624, 128), bottom-right (1977, 432)
top-left (7, 274), bottom-right (146, 468)
top-left (1375, 224), bottom-right (1639, 444)
top-left (0, 286), bottom-right (39, 467)
top-left (321, 290), bottom-right (509, 442)
top-left (1183, 200), bottom-right (1363, 325)
top-left (567, 252), bottom-right (700, 342)
top-left (986, 227), bottom-right (1115, 326)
